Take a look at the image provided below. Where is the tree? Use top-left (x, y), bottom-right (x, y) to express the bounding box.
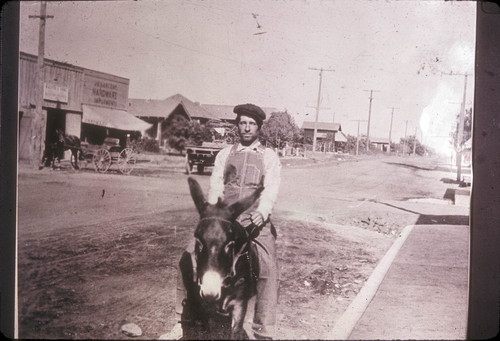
top-left (260, 111), bottom-right (301, 148)
top-left (164, 115), bottom-right (191, 152)
top-left (398, 135), bottom-right (428, 156)
top-left (164, 115), bottom-right (219, 152)
top-left (345, 134), bottom-right (358, 153)
top-left (187, 121), bottom-right (213, 146)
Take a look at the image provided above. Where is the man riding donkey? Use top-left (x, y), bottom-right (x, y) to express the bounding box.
top-left (171, 103), bottom-right (281, 340)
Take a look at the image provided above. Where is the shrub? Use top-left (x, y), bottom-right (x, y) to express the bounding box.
top-left (130, 137), bottom-right (159, 153)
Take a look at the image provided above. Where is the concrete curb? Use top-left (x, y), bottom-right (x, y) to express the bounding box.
top-left (324, 224), bottom-right (415, 340)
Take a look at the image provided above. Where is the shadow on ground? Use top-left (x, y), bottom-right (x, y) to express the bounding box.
top-left (384, 162), bottom-right (436, 171)
top-left (415, 214), bottom-right (469, 225)
top-left (377, 201), bottom-right (469, 226)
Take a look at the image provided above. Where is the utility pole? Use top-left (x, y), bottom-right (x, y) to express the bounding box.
top-left (412, 126), bottom-right (418, 156)
top-left (29, 1), bottom-right (53, 169)
top-left (351, 119), bottom-right (367, 156)
top-left (457, 73), bottom-right (469, 181)
top-left (309, 67), bottom-right (334, 153)
top-left (388, 107), bottom-right (399, 154)
top-left (443, 71), bottom-right (470, 181)
top-left (363, 89), bottom-right (380, 151)
top-left (403, 120), bottom-right (409, 155)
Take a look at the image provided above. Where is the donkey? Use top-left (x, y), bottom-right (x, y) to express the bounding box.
top-left (180, 177), bottom-right (264, 340)
top-left (55, 129), bottom-right (85, 169)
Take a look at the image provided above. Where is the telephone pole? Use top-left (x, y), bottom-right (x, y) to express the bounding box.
top-left (388, 107), bottom-right (399, 154)
top-left (309, 67), bottom-right (334, 153)
top-left (403, 120), bottom-right (409, 155)
top-left (443, 71), bottom-right (470, 181)
top-left (350, 119), bottom-right (367, 156)
top-left (29, 1), bottom-right (53, 169)
top-left (412, 126), bottom-right (418, 156)
top-left (363, 89), bottom-right (380, 151)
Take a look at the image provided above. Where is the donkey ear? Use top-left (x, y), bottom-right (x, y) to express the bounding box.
top-left (228, 183), bottom-right (265, 220)
top-left (188, 177), bottom-right (207, 215)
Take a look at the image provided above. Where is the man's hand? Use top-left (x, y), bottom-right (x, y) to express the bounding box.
top-left (238, 212), bottom-right (265, 239)
top-left (249, 211), bottom-right (264, 227)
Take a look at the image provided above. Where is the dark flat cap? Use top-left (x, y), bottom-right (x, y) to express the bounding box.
top-left (233, 103), bottom-right (266, 123)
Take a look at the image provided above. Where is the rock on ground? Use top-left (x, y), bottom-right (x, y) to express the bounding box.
top-left (121, 323), bottom-right (142, 337)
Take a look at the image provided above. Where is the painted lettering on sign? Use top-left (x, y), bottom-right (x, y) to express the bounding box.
top-left (43, 82), bottom-right (69, 103)
top-left (83, 74), bottom-right (129, 110)
top-left (92, 81), bottom-right (118, 107)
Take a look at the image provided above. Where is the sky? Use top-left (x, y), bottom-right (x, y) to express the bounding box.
top-left (20, 0), bottom-right (476, 155)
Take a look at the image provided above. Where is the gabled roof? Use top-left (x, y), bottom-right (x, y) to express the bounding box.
top-left (302, 121), bottom-right (342, 132)
top-left (129, 94), bottom-right (280, 122)
top-left (200, 104), bottom-right (236, 121)
top-left (128, 94), bottom-right (214, 120)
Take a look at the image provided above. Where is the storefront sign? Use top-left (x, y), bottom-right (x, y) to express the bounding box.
top-left (43, 82), bottom-right (69, 103)
top-left (83, 73), bottom-right (129, 110)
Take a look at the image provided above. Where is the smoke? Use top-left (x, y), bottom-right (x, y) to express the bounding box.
top-left (419, 41), bottom-right (474, 156)
top-left (447, 42), bottom-right (474, 74)
top-left (420, 82), bottom-right (460, 156)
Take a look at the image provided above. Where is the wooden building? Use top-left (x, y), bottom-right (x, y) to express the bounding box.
top-left (302, 121), bottom-right (342, 141)
top-left (18, 52), bottom-right (150, 161)
top-left (370, 137), bottom-right (390, 152)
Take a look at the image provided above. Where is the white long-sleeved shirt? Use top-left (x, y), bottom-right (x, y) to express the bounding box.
top-left (207, 140), bottom-right (281, 220)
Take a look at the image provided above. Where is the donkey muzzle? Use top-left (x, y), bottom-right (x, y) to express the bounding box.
top-left (199, 270), bottom-right (223, 301)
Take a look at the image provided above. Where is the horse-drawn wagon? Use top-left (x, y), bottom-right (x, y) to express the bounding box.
top-left (81, 137), bottom-right (137, 174)
top-left (185, 141), bottom-right (227, 175)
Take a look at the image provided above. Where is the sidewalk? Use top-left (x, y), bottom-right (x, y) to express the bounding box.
top-left (327, 223), bottom-right (469, 340)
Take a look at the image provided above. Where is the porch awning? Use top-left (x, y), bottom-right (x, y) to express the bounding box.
top-left (82, 104), bottom-right (152, 131)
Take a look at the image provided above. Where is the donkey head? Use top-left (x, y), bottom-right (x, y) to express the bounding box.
top-left (55, 129), bottom-right (65, 143)
top-left (187, 177), bottom-right (263, 303)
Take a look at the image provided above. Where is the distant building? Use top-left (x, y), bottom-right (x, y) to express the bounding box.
top-left (302, 121), bottom-right (342, 140)
top-left (128, 94), bottom-right (214, 142)
top-left (18, 52), bottom-right (151, 161)
top-left (370, 137), bottom-right (390, 152)
top-left (335, 131), bottom-right (348, 152)
top-left (129, 94), bottom-right (278, 143)
top-left (301, 121), bottom-right (342, 152)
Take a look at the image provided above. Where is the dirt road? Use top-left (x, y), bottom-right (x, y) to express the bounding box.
top-left (17, 154), bottom-right (464, 339)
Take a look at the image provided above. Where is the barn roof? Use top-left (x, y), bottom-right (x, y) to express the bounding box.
top-left (128, 94), bottom-right (213, 120)
top-left (129, 94), bottom-right (279, 122)
top-left (302, 121), bottom-right (342, 132)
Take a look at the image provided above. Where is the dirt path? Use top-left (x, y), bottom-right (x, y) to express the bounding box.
top-left (17, 155), bottom-right (460, 339)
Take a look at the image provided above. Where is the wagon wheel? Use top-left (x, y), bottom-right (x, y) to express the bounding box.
top-left (93, 149), bottom-right (111, 173)
top-left (118, 148), bottom-right (137, 175)
top-left (185, 154), bottom-right (193, 175)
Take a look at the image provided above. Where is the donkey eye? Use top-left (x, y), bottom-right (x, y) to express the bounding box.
top-left (224, 241), bottom-right (235, 254)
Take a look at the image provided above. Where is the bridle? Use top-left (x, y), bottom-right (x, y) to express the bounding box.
top-left (196, 216), bottom-right (258, 287)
